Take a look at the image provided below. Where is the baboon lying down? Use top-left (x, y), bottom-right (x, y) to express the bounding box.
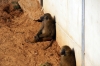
top-left (33, 13), bottom-right (56, 49)
top-left (60, 45), bottom-right (76, 66)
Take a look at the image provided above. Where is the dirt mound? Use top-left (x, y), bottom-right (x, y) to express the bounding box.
top-left (0, 0), bottom-right (60, 66)
top-left (0, 1), bottom-right (23, 27)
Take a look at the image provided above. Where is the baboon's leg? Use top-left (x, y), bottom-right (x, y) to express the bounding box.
top-left (36, 27), bottom-right (43, 36)
top-left (42, 37), bottom-right (52, 41)
top-left (42, 36), bottom-right (54, 50)
top-left (39, 33), bottom-right (49, 38)
top-left (34, 23), bottom-right (44, 41)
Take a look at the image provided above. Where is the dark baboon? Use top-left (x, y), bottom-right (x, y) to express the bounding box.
top-left (33, 13), bottom-right (56, 49)
top-left (60, 45), bottom-right (76, 66)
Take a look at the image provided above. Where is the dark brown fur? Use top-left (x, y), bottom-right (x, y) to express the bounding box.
top-left (33, 13), bottom-right (56, 49)
top-left (60, 45), bottom-right (76, 66)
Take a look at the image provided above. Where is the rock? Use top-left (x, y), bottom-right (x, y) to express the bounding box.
top-left (18, 0), bottom-right (43, 19)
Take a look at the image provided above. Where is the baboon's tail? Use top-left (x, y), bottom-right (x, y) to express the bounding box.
top-left (43, 39), bottom-right (54, 50)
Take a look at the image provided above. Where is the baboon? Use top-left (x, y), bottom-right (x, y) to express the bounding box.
top-left (60, 45), bottom-right (76, 66)
top-left (33, 13), bottom-right (56, 49)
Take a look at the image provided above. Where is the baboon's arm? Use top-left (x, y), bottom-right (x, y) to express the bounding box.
top-left (33, 16), bottom-right (44, 22)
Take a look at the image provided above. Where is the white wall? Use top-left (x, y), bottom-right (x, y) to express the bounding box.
top-left (85, 0), bottom-right (100, 66)
top-left (42, 0), bottom-right (100, 66)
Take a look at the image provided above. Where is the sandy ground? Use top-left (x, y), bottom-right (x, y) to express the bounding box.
top-left (0, 0), bottom-right (61, 66)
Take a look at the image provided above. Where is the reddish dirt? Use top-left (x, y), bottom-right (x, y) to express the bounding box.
top-left (0, 0), bottom-right (61, 66)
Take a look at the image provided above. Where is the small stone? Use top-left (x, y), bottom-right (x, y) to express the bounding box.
top-left (40, 62), bottom-right (52, 66)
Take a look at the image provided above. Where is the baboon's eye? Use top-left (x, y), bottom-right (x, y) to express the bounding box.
top-left (61, 49), bottom-right (65, 55)
top-left (45, 16), bottom-right (48, 20)
top-left (40, 16), bottom-right (44, 20)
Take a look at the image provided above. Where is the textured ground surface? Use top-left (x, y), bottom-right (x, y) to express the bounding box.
top-left (0, 0), bottom-right (61, 66)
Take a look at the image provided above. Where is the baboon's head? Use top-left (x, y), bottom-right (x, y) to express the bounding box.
top-left (43, 13), bottom-right (52, 20)
top-left (60, 45), bottom-right (72, 56)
